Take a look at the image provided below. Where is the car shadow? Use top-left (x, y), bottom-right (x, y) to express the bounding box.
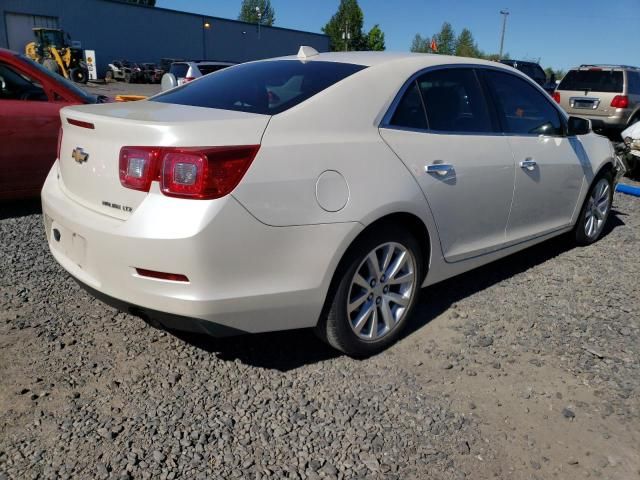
top-left (158, 211), bottom-right (625, 372)
top-left (0, 198), bottom-right (42, 220)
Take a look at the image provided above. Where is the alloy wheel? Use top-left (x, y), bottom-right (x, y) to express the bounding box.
top-left (584, 178), bottom-right (611, 239)
top-left (347, 242), bottom-right (417, 341)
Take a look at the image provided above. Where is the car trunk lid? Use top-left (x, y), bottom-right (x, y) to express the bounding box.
top-left (58, 101), bottom-right (270, 219)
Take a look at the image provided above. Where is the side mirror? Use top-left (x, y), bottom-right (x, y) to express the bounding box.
top-left (567, 116), bottom-right (591, 136)
top-left (160, 73), bottom-right (177, 92)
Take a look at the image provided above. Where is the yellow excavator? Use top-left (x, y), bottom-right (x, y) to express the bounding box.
top-left (25, 28), bottom-right (88, 83)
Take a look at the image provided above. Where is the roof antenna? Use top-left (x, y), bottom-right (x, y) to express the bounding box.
top-left (297, 46), bottom-right (319, 59)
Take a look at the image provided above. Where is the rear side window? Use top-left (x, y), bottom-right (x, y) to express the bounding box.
top-left (418, 68), bottom-right (494, 133)
top-left (389, 82), bottom-right (427, 130)
top-left (484, 70), bottom-right (563, 136)
top-left (169, 63), bottom-right (189, 78)
top-left (197, 65), bottom-right (230, 75)
top-left (152, 60), bottom-right (366, 115)
top-left (558, 70), bottom-right (623, 93)
top-left (627, 71), bottom-right (640, 95)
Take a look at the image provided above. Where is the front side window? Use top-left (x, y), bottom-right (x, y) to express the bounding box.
top-left (152, 60), bottom-right (366, 115)
top-left (417, 68), bottom-right (494, 133)
top-left (0, 62), bottom-right (47, 101)
top-left (484, 70), bottom-right (564, 136)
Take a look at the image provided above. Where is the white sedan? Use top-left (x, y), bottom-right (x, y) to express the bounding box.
top-left (42, 47), bottom-right (620, 356)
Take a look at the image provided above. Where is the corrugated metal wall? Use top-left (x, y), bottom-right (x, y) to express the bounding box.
top-left (1, 0), bottom-right (329, 76)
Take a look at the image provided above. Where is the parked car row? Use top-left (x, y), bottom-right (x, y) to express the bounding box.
top-left (105, 60), bottom-right (164, 84)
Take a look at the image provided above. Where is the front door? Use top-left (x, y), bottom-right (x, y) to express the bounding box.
top-left (380, 67), bottom-right (516, 262)
top-left (0, 60), bottom-right (62, 197)
top-left (482, 69), bottom-right (585, 241)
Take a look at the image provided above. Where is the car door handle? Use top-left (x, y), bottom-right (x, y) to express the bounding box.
top-left (519, 159), bottom-right (537, 171)
top-left (425, 163), bottom-right (454, 176)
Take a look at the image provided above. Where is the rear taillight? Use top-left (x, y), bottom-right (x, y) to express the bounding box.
top-left (56, 127), bottom-right (62, 159)
top-left (610, 95), bottom-right (629, 108)
top-left (552, 92), bottom-right (561, 104)
top-left (119, 147), bottom-right (161, 192)
top-left (119, 145), bottom-right (259, 199)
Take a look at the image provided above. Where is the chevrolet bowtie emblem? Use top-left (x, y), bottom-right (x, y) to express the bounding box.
top-left (72, 147), bottom-right (88, 164)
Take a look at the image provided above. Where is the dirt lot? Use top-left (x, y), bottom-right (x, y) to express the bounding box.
top-left (1, 186), bottom-right (638, 480)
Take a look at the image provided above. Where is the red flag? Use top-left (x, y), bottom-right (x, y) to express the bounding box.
top-left (430, 38), bottom-right (438, 52)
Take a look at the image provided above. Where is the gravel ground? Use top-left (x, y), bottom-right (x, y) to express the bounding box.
top-left (1, 188), bottom-right (638, 480)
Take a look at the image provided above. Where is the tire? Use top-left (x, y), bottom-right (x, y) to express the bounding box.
top-left (70, 68), bottom-right (88, 84)
top-left (574, 170), bottom-right (614, 245)
top-left (124, 72), bottom-right (132, 83)
top-left (315, 226), bottom-right (424, 357)
top-left (105, 70), bottom-right (114, 83)
top-left (42, 58), bottom-right (59, 74)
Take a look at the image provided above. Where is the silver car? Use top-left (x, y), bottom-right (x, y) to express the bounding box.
top-left (43, 49), bottom-right (620, 356)
top-left (554, 64), bottom-right (640, 134)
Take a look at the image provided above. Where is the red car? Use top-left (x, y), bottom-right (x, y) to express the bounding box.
top-left (0, 48), bottom-right (107, 200)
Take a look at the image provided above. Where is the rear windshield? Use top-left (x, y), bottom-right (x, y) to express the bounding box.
top-left (197, 64), bottom-right (231, 75)
top-left (558, 70), bottom-right (623, 93)
top-left (169, 63), bottom-right (189, 78)
top-left (151, 60), bottom-right (367, 115)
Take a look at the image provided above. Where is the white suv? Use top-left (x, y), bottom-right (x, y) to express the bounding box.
top-left (169, 61), bottom-right (235, 85)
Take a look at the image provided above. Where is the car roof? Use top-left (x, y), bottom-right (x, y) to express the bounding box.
top-left (569, 64), bottom-right (639, 71)
top-left (273, 50), bottom-right (510, 70)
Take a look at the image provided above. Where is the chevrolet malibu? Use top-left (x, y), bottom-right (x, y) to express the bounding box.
top-left (42, 48), bottom-right (620, 356)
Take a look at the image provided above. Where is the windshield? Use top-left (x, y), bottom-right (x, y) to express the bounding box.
top-left (152, 60), bottom-right (367, 115)
top-left (558, 70), bottom-right (623, 93)
top-left (16, 54), bottom-right (96, 103)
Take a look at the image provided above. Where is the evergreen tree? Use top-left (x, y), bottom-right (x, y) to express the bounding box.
top-left (435, 22), bottom-right (456, 55)
top-left (322, 0), bottom-right (366, 51)
top-left (367, 24), bottom-right (386, 51)
top-left (238, 0), bottom-right (275, 26)
top-left (455, 28), bottom-right (480, 58)
top-left (410, 34), bottom-right (429, 53)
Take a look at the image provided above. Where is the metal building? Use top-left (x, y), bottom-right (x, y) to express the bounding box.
top-left (0, 0), bottom-right (329, 76)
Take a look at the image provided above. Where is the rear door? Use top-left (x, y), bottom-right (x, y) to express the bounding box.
top-left (482, 69), bottom-right (585, 241)
top-left (556, 68), bottom-right (624, 118)
top-left (380, 67), bottom-right (515, 262)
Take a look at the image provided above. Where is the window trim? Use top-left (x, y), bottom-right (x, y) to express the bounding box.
top-left (380, 63), bottom-right (568, 138)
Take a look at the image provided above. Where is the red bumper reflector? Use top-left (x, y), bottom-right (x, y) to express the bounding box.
top-left (135, 268), bottom-right (189, 282)
top-left (67, 118), bottom-right (95, 129)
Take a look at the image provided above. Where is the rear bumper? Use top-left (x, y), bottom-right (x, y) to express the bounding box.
top-left (572, 113), bottom-right (629, 131)
top-left (42, 162), bottom-right (362, 334)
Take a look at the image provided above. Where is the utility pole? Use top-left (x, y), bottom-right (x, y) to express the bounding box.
top-left (256, 6), bottom-right (262, 40)
top-left (341, 20), bottom-right (350, 52)
top-left (499, 9), bottom-right (509, 60)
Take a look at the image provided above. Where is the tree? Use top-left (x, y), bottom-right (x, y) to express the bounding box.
top-left (367, 24), bottom-right (385, 51)
top-left (544, 67), bottom-right (565, 81)
top-left (322, 0), bottom-right (366, 51)
top-left (435, 22), bottom-right (456, 55)
top-left (238, 0), bottom-right (275, 26)
top-left (455, 28), bottom-right (480, 58)
top-left (410, 34), bottom-right (429, 53)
